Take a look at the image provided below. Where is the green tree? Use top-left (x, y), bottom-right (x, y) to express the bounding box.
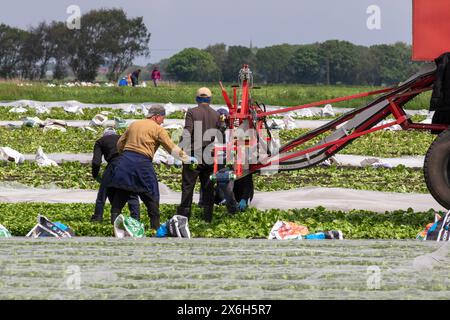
top-left (102, 10), bottom-right (151, 82)
top-left (204, 43), bottom-right (227, 79)
top-left (367, 43), bottom-right (420, 85)
top-left (318, 40), bottom-right (360, 84)
top-left (255, 44), bottom-right (295, 83)
top-left (290, 44), bottom-right (321, 84)
top-left (167, 48), bottom-right (219, 82)
top-left (222, 46), bottom-right (255, 82)
top-left (0, 24), bottom-right (28, 79)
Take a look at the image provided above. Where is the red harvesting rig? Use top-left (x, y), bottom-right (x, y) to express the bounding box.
top-left (211, 0), bottom-right (450, 210)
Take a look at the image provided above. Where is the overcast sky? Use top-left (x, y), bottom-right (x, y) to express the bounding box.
top-left (0, 0), bottom-right (412, 65)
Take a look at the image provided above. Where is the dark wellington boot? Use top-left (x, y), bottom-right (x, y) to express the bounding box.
top-left (202, 206), bottom-right (213, 223)
top-left (177, 207), bottom-right (191, 218)
top-left (110, 212), bottom-right (120, 225)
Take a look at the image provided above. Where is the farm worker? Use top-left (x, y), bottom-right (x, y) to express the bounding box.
top-left (108, 105), bottom-right (197, 230)
top-left (177, 87), bottom-right (220, 223)
top-left (127, 73), bottom-right (132, 86)
top-left (118, 77), bottom-right (128, 87)
top-left (91, 127), bottom-right (141, 222)
top-left (151, 66), bottom-right (161, 87)
top-left (131, 69), bottom-right (141, 87)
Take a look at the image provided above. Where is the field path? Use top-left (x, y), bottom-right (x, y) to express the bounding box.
top-left (0, 185), bottom-right (444, 212)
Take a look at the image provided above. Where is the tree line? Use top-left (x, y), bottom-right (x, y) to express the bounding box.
top-left (0, 9), bottom-right (150, 82)
top-left (164, 41), bottom-right (423, 86)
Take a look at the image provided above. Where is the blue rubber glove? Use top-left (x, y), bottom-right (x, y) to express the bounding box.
top-left (174, 159), bottom-right (183, 168)
top-left (187, 156), bottom-right (198, 164)
top-left (238, 199), bottom-right (248, 211)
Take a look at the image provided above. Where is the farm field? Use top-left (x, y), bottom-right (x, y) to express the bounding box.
top-left (0, 126), bottom-right (435, 157)
top-left (0, 162), bottom-right (428, 194)
top-left (0, 82), bottom-right (431, 110)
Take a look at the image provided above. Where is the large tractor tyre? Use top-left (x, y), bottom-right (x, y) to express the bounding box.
top-left (424, 129), bottom-right (450, 209)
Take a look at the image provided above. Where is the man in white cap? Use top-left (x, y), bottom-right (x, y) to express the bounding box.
top-left (177, 87), bottom-right (220, 223)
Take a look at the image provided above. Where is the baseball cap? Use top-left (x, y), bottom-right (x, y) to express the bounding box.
top-left (147, 104), bottom-right (166, 117)
top-left (103, 127), bottom-right (117, 136)
top-left (197, 87), bottom-right (212, 97)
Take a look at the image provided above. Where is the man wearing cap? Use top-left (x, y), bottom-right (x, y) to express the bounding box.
top-left (177, 87), bottom-right (220, 223)
top-left (108, 105), bottom-right (196, 230)
top-left (91, 127), bottom-right (140, 222)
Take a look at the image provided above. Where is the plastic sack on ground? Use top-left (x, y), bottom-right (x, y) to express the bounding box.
top-left (26, 215), bottom-right (74, 238)
top-left (114, 117), bottom-right (128, 129)
top-left (9, 106), bottom-right (28, 113)
top-left (43, 124), bottom-right (67, 133)
top-left (0, 224), bottom-right (12, 238)
top-left (0, 147), bottom-right (25, 164)
top-left (321, 156), bottom-right (340, 167)
top-left (268, 221), bottom-right (309, 240)
top-left (167, 215), bottom-right (191, 238)
top-left (22, 117), bottom-right (44, 128)
top-left (164, 102), bottom-right (178, 116)
top-left (293, 109), bottom-right (314, 118)
top-left (376, 120), bottom-right (402, 131)
top-left (123, 105), bottom-right (138, 115)
top-left (321, 104), bottom-right (335, 117)
top-left (36, 147), bottom-right (58, 167)
top-left (283, 115), bottom-right (297, 129)
top-left (420, 111), bottom-right (434, 125)
top-left (269, 119), bottom-right (284, 130)
top-left (64, 105), bottom-right (84, 115)
top-left (162, 123), bottom-right (183, 130)
top-left (113, 214), bottom-right (145, 238)
top-left (90, 114), bottom-right (108, 127)
top-left (417, 211), bottom-right (450, 241)
top-left (360, 158), bottom-right (393, 169)
top-left (35, 105), bottom-right (50, 114)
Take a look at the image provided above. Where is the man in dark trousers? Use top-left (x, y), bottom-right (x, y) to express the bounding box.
top-left (177, 87), bottom-right (220, 223)
top-left (108, 105), bottom-right (195, 229)
top-left (131, 69), bottom-right (141, 87)
top-left (91, 127), bottom-right (140, 222)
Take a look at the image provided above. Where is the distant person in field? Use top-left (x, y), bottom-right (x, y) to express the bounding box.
top-left (151, 66), bottom-right (161, 87)
top-left (118, 77), bottom-right (129, 87)
top-left (131, 69), bottom-right (141, 87)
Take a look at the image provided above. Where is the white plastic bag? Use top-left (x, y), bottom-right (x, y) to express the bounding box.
top-left (123, 105), bottom-right (137, 115)
top-left (64, 105), bottom-right (84, 115)
top-left (90, 114), bottom-right (108, 127)
top-left (35, 105), bottom-right (50, 114)
top-left (22, 117), bottom-right (44, 128)
top-left (321, 104), bottom-right (335, 117)
top-left (283, 115), bottom-right (297, 129)
top-left (9, 106), bottom-right (27, 113)
top-left (35, 147), bottom-right (58, 167)
top-left (0, 224), bottom-right (12, 238)
top-left (294, 109), bottom-right (314, 118)
top-left (43, 124), bottom-right (67, 133)
top-left (0, 147), bottom-right (25, 164)
top-left (164, 102), bottom-right (178, 116)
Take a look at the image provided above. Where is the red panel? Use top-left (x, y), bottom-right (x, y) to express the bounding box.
top-left (413, 0), bottom-right (450, 61)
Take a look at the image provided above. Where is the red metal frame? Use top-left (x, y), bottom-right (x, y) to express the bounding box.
top-left (216, 65), bottom-right (448, 178)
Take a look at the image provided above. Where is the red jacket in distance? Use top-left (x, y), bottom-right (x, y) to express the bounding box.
top-left (151, 70), bottom-right (161, 80)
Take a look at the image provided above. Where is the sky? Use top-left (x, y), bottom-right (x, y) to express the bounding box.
top-left (0, 0), bottom-right (413, 65)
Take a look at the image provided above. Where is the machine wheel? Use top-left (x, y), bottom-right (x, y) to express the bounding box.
top-left (424, 129), bottom-right (450, 209)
